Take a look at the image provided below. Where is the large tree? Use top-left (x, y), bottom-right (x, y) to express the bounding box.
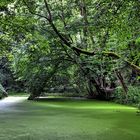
top-left (0, 0), bottom-right (140, 99)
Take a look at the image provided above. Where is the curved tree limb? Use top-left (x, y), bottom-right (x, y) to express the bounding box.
top-left (23, 0), bottom-right (140, 74)
top-left (72, 47), bottom-right (140, 74)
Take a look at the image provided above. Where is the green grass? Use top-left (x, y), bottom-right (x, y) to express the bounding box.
top-left (8, 91), bottom-right (29, 96)
top-left (0, 97), bottom-right (140, 140)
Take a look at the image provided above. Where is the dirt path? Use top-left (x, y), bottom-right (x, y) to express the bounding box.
top-left (0, 97), bottom-right (27, 112)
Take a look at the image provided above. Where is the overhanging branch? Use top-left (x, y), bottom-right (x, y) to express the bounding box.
top-left (23, 0), bottom-right (140, 74)
top-left (72, 47), bottom-right (140, 74)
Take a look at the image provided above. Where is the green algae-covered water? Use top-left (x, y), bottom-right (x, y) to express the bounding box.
top-left (0, 97), bottom-right (139, 140)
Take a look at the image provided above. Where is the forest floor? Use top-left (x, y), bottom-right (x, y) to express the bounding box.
top-left (0, 96), bottom-right (140, 140)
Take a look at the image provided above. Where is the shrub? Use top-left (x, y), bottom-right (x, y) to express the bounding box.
top-left (114, 86), bottom-right (140, 105)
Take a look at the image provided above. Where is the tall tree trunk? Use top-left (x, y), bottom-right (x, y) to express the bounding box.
top-left (86, 79), bottom-right (96, 98)
top-left (116, 71), bottom-right (128, 95)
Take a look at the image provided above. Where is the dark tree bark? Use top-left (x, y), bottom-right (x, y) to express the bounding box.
top-left (86, 79), bottom-right (96, 99)
top-left (116, 71), bottom-right (128, 95)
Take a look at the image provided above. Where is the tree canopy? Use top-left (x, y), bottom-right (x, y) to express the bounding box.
top-left (0, 0), bottom-right (140, 100)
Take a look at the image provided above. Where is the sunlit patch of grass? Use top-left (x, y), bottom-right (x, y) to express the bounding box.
top-left (36, 97), bottom-right (136, 110)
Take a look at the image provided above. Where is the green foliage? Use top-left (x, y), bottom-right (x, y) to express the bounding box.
top-left (0, 0), bottom-right (140, 100)
top-left (115, 86), bottom-right (140, 105)
top-left (0, 83), bottom-right (6, 93)
top-left (137, 103), bottom-right (140, 113)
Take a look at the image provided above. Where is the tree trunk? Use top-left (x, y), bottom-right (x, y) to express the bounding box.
top-left (91, 78), bottom-right (115, 100)
top-left (116, 71), bottom-right (128, 95)
top-left (28, 92), bottom-right (40, 100)
top-left (87, 79), bottom-right (96, 99)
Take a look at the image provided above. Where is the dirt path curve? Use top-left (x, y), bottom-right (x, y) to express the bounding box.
top-left (0, 97), bottom-right (27, 112)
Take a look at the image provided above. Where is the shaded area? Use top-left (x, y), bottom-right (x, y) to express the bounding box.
top-left (35, 97), bottom-right (86, 102)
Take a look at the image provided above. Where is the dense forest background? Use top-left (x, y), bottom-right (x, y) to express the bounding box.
top-left (0, 0), bottom-right (140, 103)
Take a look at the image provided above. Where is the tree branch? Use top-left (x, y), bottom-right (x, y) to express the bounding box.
top-left (22, 0), bottom-right (49, 20)
top-left (43, 0), bottom-right (52, 21)
top-left (72, 46), bottom-right (140, 74)
top-left (43, 0), bottom-right (71, 47)
top-left (23, 0), bottom-right (140, 74)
